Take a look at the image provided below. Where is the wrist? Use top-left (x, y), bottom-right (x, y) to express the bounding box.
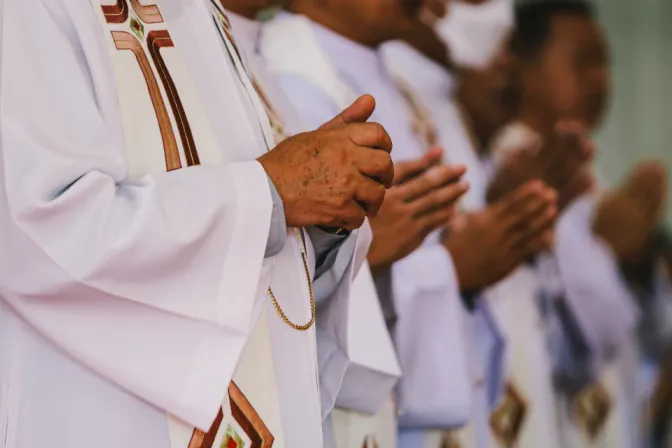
top-left (460, 289), bottom-right (481, 312)
top-left (367, 249), bottom-right (393, 271)
top-left (318, 225), bottom-right (350, 236)
top-left (448, 250), bottom-right (484, 291)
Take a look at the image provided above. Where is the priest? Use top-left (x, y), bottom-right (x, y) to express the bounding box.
top-left (493, 1), bottom-right (668, 446)
top-left (0, 1), bottom-right (396, 447)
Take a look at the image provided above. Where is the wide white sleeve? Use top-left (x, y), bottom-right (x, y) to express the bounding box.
top-left (0, 0), bottom-right (272, 430)
top-left (553, 195), bottom-right (640, 371)
top-left (393, 239), bottom-right (473, 428)
top-left (317, 224), bottom-right (398, 417)
top-left (276, 73), bottom-right (404, 417)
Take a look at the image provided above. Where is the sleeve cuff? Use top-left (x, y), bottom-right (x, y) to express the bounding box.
top-left (307, 226), bottom-right (349, 279)
top-left (264, 175), bottom-right (287, 258)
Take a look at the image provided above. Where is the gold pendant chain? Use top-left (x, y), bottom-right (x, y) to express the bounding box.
top-left (209, 6), bottom-right (315, 331)
top-left (267, 228), bottom-right (316, 331)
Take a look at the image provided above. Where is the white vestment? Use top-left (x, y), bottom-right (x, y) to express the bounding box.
top-left (260, 14), bottom-right (474, 447)
top-left (225, 12), bottom-right (402, 448)
top-left (492, 122), bottom-right (642, 448)
top-left (0, 1), bottom-right (366, 447)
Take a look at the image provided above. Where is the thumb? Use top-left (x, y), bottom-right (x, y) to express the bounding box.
top-left (320, 94), bottom-right (376, 130)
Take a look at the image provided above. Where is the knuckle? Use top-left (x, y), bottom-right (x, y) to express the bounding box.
top-left (321, 210), bottom-right (339, 227)
top-left (371, 122), bottom-right (386, 142)
top-left (336, 194), bottom-right (350, 209)
top-left (376, 186), bottom-right (387, 203)
top-left (384, 156), bottom-right (395, 179)
top-left (335, 172), bottom-right (353, 191)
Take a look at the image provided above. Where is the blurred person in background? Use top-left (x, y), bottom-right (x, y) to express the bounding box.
top-left (260, 1), bottom-right (559, 447)
top-left (493, 1), bottom-right (670, 447)
top-left (384, 1), bottom-right (602, 448)
top-left (384, 1), bottom-right (566, 447)
top-left (208, 2), bottom-right (474, 446)
top-left (385, 1), bottom-right (670, 448)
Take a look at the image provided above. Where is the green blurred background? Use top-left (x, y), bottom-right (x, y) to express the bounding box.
top-left (594, 0), bottom-right (672, 225)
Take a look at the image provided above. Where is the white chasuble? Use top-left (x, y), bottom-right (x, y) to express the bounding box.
top-left (94, 1), bottom-right (325, 446)
top-left (0, 0), bottom-right (327, 445)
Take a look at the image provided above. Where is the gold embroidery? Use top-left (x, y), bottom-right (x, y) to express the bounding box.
top-left (102, 0), bottom-right (200, 170)
top-left (102, 0), bottom-right (128, 24)
top-left (361, 435), bottom-right (381, 448)
top-left (188, 382), bottom-right (275, 448)
top-left (441, 431), bottom-right (463, 448)
top-left (394, 77), bottom-right (439, 150)
top-left (490, 381), bottom-right (528, 447)
top-left (572, 381), bottom-right (612, 440)
top-left (250, 77), bottom-right (287, 144)
top-left (109, 30), bottom-right (181, 170)
top-left (147, 30), bottom-right (200, 166)
top-left (129, 0), bottom-right (163, 24)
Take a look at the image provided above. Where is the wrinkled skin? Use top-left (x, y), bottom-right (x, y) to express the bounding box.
top-left (259, 95), bottom-right (395, 230)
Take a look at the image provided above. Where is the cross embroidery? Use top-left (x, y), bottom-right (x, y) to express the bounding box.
top-left (188, 382), bottom-right (274, 448)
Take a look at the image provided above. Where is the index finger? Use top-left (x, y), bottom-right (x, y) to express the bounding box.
top-left (393, 147), bottom-right (444, 184)
top-left (347, 122), bottom-right (393, 153)
top-left (400, 163), bottom-right (467, 201)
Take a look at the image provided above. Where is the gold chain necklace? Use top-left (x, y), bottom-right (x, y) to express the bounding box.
top-left (266, 228), bottom-right (316, 331)
top-left (210, 4), bottom-right (315, 331)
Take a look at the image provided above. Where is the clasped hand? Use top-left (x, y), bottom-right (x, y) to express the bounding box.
top-left (259, 95), bottom-right (394, 230)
